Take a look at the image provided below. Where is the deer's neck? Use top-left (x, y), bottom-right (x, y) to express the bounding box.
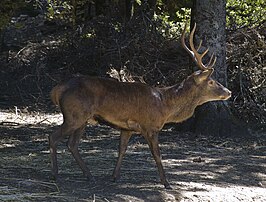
top-left (163, 79), bottom-right (201, 123)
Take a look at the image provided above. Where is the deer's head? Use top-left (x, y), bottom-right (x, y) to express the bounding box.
top-left (181, 23), bottom-right (231, 105)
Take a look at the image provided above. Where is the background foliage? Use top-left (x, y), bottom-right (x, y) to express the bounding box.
top-left (227, 0), bottom-right (266, 29)
top-left (1, 0), bottom-right (265, 30)
top-left (0, 0), bottom-right (27, 30)
top-left (0, 0), bottom-right (265, 129)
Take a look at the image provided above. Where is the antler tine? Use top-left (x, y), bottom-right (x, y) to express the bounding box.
top-left (208, 55), bottom-right (217, 68)
top-left (181, 22), bottom-right (204, 68)
top-left (181, 22), bottom-right (216, 70)
top-left (181, 21), bottom-right (195, 59)
top-left (196, 40), bottom-right (202, 51)
top-left (188, 23), bottom-right (197, 55)
top-left (201, 48), bottom-right (209, 60)
top-left (189, 23), bottom-right (209, 70)
top-left (207, 53), bottom-right (214, 66)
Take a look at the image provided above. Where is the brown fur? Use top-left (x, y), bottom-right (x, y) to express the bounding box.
top-left (49, 71), bottom-right (231, 189)
top-left (49, 23), bottom-right (231, 189)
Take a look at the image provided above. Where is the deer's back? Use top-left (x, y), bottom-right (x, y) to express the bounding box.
top-left (54, 76), bottom-right (167, 131)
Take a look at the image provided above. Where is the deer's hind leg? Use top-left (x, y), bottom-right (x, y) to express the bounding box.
top-left (49, 94), bottom-right (94, 180)
top-left (67, 123), bottom-right (94, 180)
top-left (49, 120), bottom-right (83, 180)
top-left (49, 126), bottom-right (65, 180)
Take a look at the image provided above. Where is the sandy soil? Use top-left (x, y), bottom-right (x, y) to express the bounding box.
top-left (0, 110), bottom-right (266, 201)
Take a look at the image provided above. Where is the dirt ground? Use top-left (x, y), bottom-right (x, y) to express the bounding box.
top-left (0, 110), bottom-right (266, 202)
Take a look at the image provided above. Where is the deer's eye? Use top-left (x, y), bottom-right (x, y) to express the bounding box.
top-left (208, 80), bottom-right (215, 86)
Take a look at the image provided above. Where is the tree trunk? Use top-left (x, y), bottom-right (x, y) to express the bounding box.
top-left (191, 0), bottom-right (229, 85)
top-left (188, 0), bottom-right (249, 137)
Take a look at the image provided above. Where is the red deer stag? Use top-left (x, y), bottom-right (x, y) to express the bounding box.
top-left (49, 23), bottom-right (231, 189)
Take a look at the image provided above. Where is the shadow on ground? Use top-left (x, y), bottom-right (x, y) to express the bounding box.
top-left (0, 112), bottom-right (265, 201)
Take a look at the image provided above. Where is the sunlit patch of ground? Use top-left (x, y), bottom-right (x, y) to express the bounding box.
top-left (0, 110), bottom-right (63, 126)
top-left (0, 110), bottom-right (265, 201)
top-left (178, 182), bottom-right (266, 202)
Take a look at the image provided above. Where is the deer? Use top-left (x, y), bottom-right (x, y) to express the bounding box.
top-left (49, 23), bottom-right (231, 189)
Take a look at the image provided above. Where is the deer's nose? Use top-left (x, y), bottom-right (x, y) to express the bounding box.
top-left (227, 90), bottom-right (232, 98)
top-left (223, 89), bottom-right (231, 100)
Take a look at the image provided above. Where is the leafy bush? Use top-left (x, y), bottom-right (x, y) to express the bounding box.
top-left (0, 0), bottom-right (28, 30)
top-left (227, 0), bottom-right (266, 29)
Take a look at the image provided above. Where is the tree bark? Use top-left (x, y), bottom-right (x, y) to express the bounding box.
top-left (191, 0), bottom-right (227, 85)
top-left (188, 0), bottom-right (249, 137)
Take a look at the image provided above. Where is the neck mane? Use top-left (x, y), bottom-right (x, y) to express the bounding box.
top-left (161, 77), bottom-right (201, 123)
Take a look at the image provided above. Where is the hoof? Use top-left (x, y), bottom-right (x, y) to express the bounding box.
top-left (112, 175), bottom-right (120, 182)
top-left (51, 173), bottom-right (58, 182)
top-left (112, 177), bottom-right (118, 182)
top-left (86, 175), bottom-right (95, 183)
top-left (164, 182), bottom-right (172, 189)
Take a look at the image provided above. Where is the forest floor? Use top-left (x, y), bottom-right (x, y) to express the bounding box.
top-left (0, 110), bottom-right (265, 202)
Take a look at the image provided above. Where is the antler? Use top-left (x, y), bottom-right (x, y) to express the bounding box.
top-left (181, 22), bottom-right (217, 70)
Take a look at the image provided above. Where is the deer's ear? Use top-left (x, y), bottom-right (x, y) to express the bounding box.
top-left (194, 68), bottom-right (214, 83)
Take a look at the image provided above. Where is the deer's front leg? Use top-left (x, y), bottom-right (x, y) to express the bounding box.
top-left (112, 130), bottom-right (132, 182)
top-left (145, 132), bottom-right (171, 189)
